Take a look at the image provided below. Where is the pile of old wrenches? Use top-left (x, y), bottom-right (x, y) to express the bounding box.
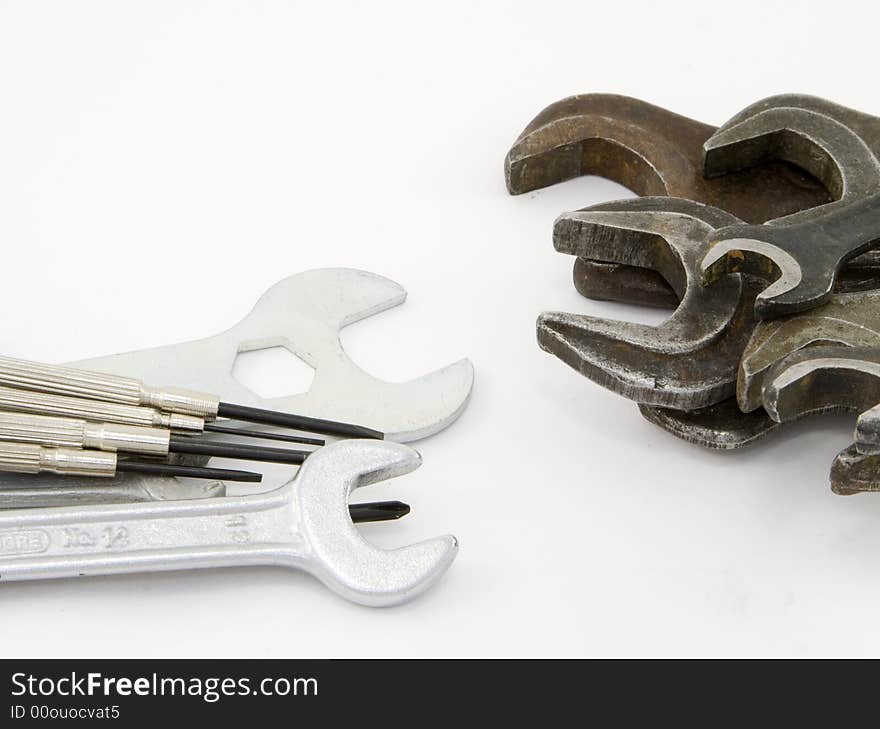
top-left (507, 93), bottom-right (880, 495)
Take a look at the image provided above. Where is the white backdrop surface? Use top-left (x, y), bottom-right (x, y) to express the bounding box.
top-left (0, 0), bottom-right (878, 657)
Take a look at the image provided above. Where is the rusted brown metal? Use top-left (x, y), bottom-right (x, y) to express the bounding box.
top-left (505, 94), bottom-right (832, 303)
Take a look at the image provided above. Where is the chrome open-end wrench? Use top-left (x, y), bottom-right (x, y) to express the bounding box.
top-left (0, 439), bottom-right (458, 606)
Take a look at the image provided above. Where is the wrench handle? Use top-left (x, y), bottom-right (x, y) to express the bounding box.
top-left (818, 192), bottom-right (880, 255)
top-left (0, 489), bottom-right (298, 582)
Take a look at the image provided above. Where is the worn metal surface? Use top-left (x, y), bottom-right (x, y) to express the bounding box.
top-left (579, 256), bottom-right (880, 310)
top-left (760, 345), bottom-right (880, 464)
top-left (506, 93), bottom-right (829, 220)
top-left (701, 95), bottom-right (880, 318)
top-left (506, 94), bottom-right (880, 309)
top-left (641, 397), bottom-right (880, 495)
top-left (738, 289), bottom-right (880, 412)
top-left (505, 93), bottom-right (835, 305)
top-left (573, 258), bottom-right (680, 309)
top-left (69, 269), bottom-right (474, 444)
top-left (761, 345), bottom-right (880, 424)
top-left (0, 440), bottom-right (458, 607)
top-left (830, 444), bottom-right (880, 495)
top-left (538, 197), bottom-right (755, 409)
top-left (638, 399), bottom-right (779, 450)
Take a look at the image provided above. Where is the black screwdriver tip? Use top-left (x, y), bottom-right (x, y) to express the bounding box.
top-left (217, 402), bottom-right (384, 440)
top-left (349, 500), bottom-right (411, 524)
top-left (117, 461), bottom-right (262, 483)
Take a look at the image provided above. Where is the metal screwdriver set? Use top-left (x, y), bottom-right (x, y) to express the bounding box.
top-left (0, 269), bottom-right (474, 606)
top-left (507, 93), bottom-right (880, 495)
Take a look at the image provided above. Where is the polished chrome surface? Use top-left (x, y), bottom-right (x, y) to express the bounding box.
top-left (0, 440), bottom-right (458, 606)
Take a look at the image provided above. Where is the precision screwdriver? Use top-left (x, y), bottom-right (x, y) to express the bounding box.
top-left (0, 411), bottom-right (313, 466)
top-left (0, 355), bottom-right (383, 439)
top-left (0, 442), bottom-right (262, 482)
top-left (0, 384), bottom-right (324, 447)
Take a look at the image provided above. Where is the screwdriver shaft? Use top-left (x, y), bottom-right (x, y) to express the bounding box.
top-left (204, 423), bottom-right (324, 447)
top-left (217, 402), bottom-right (384, 440)
top-left (116, 461), bottom-right (261, 483)
top-left (168, 435), bottom-right (310, 465)
top-left (0, 354), bottom-right (383, 440)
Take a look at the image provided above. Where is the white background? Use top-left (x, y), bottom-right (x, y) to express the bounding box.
top-left (1, 0), bottom-right (879, 657)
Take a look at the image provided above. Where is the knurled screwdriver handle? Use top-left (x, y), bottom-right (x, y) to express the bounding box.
top-left (0, 411), bottom-right (171, 456)
top-left (0, 384), bottom-right (204, 432)
top-left (0, 355), bottom-right (220, 419)
top-left (0, 442), bottom-right (117, 478)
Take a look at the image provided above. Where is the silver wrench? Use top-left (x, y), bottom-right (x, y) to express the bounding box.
top-left (0, 477), bottom-right (226, 509)
top-left (70, 268), bottom-right (474, 443)
top-left (0, 439), bottom-right (458, 606)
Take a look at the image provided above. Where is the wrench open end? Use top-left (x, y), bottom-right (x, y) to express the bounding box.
top-left (296, 440), bottom-right (458, 607)
top-left (504, 94), bottom-right (677, 197)
top-left (539, 198), bottom-right (754, 410)
top-left (738, 289), bottom-right (880, 412)
top-left (700, 97), bottom-right (880, 318)
top-left (71, 269), bottom-right (474, 444)
top-left (761, 345), bottom-right (880, 423)
top-left (831, 444), bottom-right (880, 496)
top-left (0, 440), bottom-right (457, 607)
top-left (638, 399), bottom-right (780, 451)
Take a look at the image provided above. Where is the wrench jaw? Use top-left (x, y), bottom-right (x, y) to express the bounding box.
top-left (504, 94), bottom-right (687, 197)
top-left (700, 98), bottom-right (880, 318)
top-left (538, 308), bottom-right (742, 410)
top-left (553, 202), bottom-right (725, 294)
top-left (0, 441), bottom-right (457, 605)
top-left (69, 269), bottom-right (475, 444)
top-left (831, 444), bottom-right (880, 496)
top-left (705, 121), bottom-right (845, 201)
top-left (293, 440), bottom-right (458, 608)
top-left (540, 198), bottom-right (755, 410)
top-left (506, 94), bottom-right (833, 312)
top-left (303, 363), bottom-right (475, 445)
top-left (638, 400), bottom-right (780, 450)
top-left (856, 404), bottom-right (880, 456)
top-left (737, 289), bottom-right (880, 412)
top-left (760, 347), bottom-right (880, 425)
top-left (582, 237), bottom-right (880, 311)
top-left (702, 100), bottom-right (880, 208)
top-left (738, 346), bottom-right (880, 496)
top-left (572, 258), bottom-right (680, 310)
top-left (700, 234), bottom-right (820, 318)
